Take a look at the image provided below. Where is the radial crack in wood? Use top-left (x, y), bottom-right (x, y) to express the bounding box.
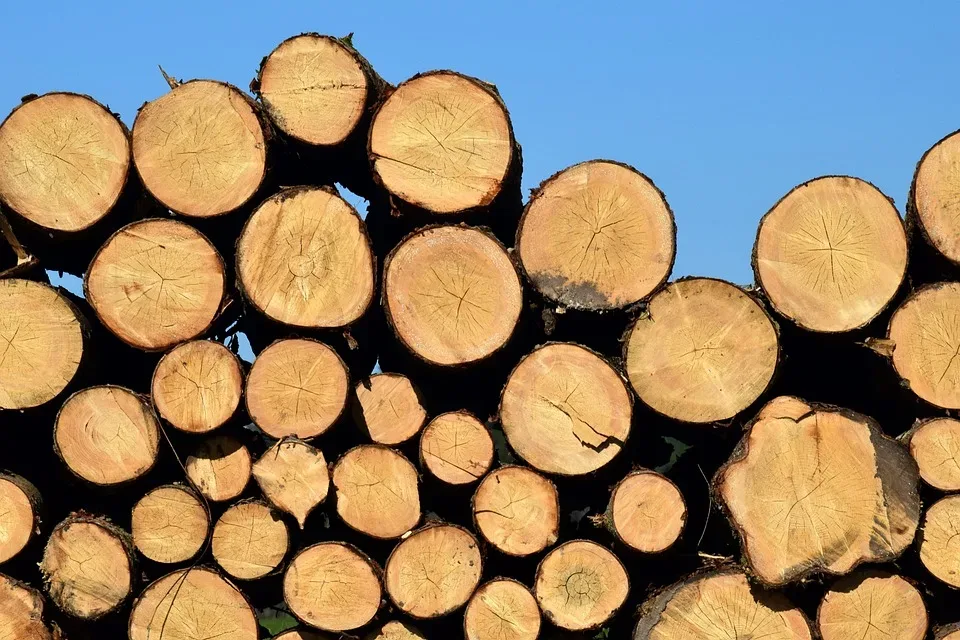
top-left (236, 186), bottom-right (375, 328)
top-left (624, 278), bottom-right (779, 423)
top-left (517, 160), bottom-right (675, 310)
top-left (370, 71), bottom-right (514, 214)
top-left (253, 438), bottom-right (329, 529)
top-left (464, 578), bottom-right (541, 640)
top-left (131, 484), bottom-right (209, 564)
top-left (500, 343), bottom-right (632, 475)
top-left (472, 465), bottom-right (559, 557)
top-left (384, 523), bottom-right (482, 619)
top-left (332, 445), bottom-right (420, 539)
top-left (0, 93), bottom-right (129, 232)
top-left (384, 225), bottom-right (523, 366)
top-left (54, 385), bottom-right (160, 486)
top-left (420, 410), bottom-right (493, 485)
top-left (85, 218), bottom-right (225, 351)
top-left (246, 338), bottom-right (349, 439)
top-left (283, 542), bottom-right (382, 632)
top-left (633, 569), bottom-right (813, 639)
top-left (212, 500), bottom-right (288, 581)
top-left (754, 176), bottom-right (907, 333)
top-left (152, 339), bottom-right (243, 434)
top-left (817, 571), bottom-right (927, 640)
top-left (0, 279), bottom-right (84, 410)
top-left (128, 567), bottom-right (259, 640)
top-left (132, 80), bottom-right (266, 217)
top-left (715, 397), bottom-right (920, 585)
top-left (40, 516), bottom-right (133, 620)
top-left (185, 435), bottom-right (252, 503)
top-left (354, 373), bottom-right (427, 445)
top-left (534, 539), bottom-right (629, 632)
top-left (606, 470), bottom-right (686, 553)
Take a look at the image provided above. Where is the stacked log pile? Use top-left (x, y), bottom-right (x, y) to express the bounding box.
top-left (1, 31), bottom-right (960, 639)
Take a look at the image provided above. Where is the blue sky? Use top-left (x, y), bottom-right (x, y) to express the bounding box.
top-left (2, 1), bottom-right (957, 284)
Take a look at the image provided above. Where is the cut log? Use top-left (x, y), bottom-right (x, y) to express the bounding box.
top-left (332, 445), bottom-right (420, 539)
top-left (938, 624), bottom-right (960, 640)
top-left (887, 282), bottom-right (960, 409)
top-left (420, 410), bottom-right (494, 485)
top-left (909, 129), bottom-right (960, 266)
top-left (606, 470), bottom-right (686, 553)
top-left (275, 631), bottom-right (334, 640)
top-left (633, 569), bottom-right (812, 640)
top-left (236, 186), bottom-right (375, 328)
top-left (464, 578), bottom-right (541, 640)
top-left (152, 339), bottom-right (243, 434)
top-left (0, 573), bottom-right (58, 640)
top-left (256, 33), bottom-right (382, 147)
top-left (40, 515), bottom-right (134, 620)
top-left (753, 176), bottom-right (907, 332)
top-left (212, 500), bottom-right (288, 580)
top-left (902, 417), bottom-right (960, 491)
top-left (284, 541), bottom-right (381, 632)
top-left (517, 160), bottom-right (675, 310)
top-left (533, 539), bottom-right (628, 632)
top-left (384, 523), bottom-right (482, 619)
top-left (383, 225), bottom-right (523, 366)
top-left (0, 278), bottom-right (84, 410)
top-left (472, 465), bottom-right (559, 556)
top-left (0, 92), bottom-right (129, 232)
top-left (365, 621), bottom-right (427, 640)
top-left (715, 397), bottom-right (920, 586)
top-left (817, 571), bottom-right (927, 640)
top-left (0, 473), bottom-right (41, 564)
top-left (919, 494), bottom-right (960, 587)
top-left (370, 71), bottom-right (516, 214)
top-left (131, 484), bottom-right (209, 564)
top-left (184, 435), bottom-right (252, 502)
top-left (500, 342), bottom-right (632, 475)
top-left (128, 567), bottom-right (258, 640)
top-left (252, 438), bottom-right (329, 529)
top-left (85, 218), bottom-right (225, 351)
top-left (246, 338), bottom-right (349, 439)
top-left (132, 79), bottom-right (266, 217)
top-left (354, 372), bottom-right (427, 445)
top-left (623, 278), bottom-right (779, 423)
top-left (54, 385), bottom-right (160, 486)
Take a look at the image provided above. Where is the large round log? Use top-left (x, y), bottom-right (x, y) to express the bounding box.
top-left (384, 225), bottom-right (523, 366)
top-left (0, 92), bottom-right (129, 232)
top-left (85, 218), bottom-right (225, 351)
top-left (754, 176), bottom-right (907, 332)
top-left (0, 278), bottom-right (84, 410)
top-left (909, 129), bottom-right (960, 268)
top-left (517, 160), bottom-right (675, 310)
top-left (500, 343), bottom-right (632, 475)
top-left (132, 80), bottom-right (266, 217)
top-left (715, 396), bottom-right (920, 586)
top-left (624, 278), bottom-right (779, 423)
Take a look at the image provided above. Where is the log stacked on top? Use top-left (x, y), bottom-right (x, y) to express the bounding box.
top-left (1, 30), bottom-right (960, 640)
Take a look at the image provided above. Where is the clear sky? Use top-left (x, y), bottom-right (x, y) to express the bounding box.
top-left (2, 1), bottom-right (957, 284)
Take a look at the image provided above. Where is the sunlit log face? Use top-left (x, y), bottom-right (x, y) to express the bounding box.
top-left (818, 572), bottom-right (927, 640)
top-left (333, 445), bottom-right (420, 540)
top-left (370, 71), bottom-right (514, 213)
top-left (914, 130), bottom-right (960, 263)
top-left (465, 579), bottom-right (541, 640)
top-left (755, 176), bottom-right (907, 332)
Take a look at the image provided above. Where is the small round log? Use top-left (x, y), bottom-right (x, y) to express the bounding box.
top-left (284, 541), bottom-right (382, 632)
top-left (606, 469), bottom-right (686, 553)
top-left (128, 567), bottom-right (259, 640)
top-left (332, 445), bottom-right (420, 539)
top-left (384, 523), bottom-right (482, 619)
top-left (472, 465), bottom-right (558, 557)
top-left (902, 417), bottom-right (960, 491)
top-left (40, 515), bottom-right (134, 620)
top-left (54, 385), bottom-right (160, 486)
top-left (420, 410), bottom-right (494, 485)
top-left (246, 338), bottom-right (349, 439)
top-left (0, 472), bottom-right (41, 564)
top-left (464, 578), bottom-right (540, 640)
top-left (212, 500), bottom-right (288, 580)
top-left (817, 571), bottom-right (927, 640)
top-left (920, 494), bottom-right (960, 588)
top-left (252, 438), bottom-right (329, 529)
top-left (184, 435), bottom-right (252, 503)
top-left (152, 339), bottom-right (243, 434)
top-left (533, 539), bottom-right (629, 632)
top-left (353, 372), bottom-right (427, 445)
top-left (131, 484), bottom-right (209, 564)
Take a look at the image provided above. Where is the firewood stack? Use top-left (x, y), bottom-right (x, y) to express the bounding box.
top-left (1, 31), bottom-right (960, 640)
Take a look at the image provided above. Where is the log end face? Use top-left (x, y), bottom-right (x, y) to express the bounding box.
top-left (153, 340), bottom-right (243, 434)
top-left (473, 465), bottom-right (559, 556)
top-left (333, 445), bottom-right (420, 539)
top-left (421, 411), bottom-right (493, 485)
top-left (610, 470), bottom-right (686, 553)
top-left (465, 578), bottom-right (541, 640)
top-left (131, 485), bottom-right (209, 564)
top-left (913, 130), bottom-right (960, 264)
top-left (253, 439), bottom-right (330, 528)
